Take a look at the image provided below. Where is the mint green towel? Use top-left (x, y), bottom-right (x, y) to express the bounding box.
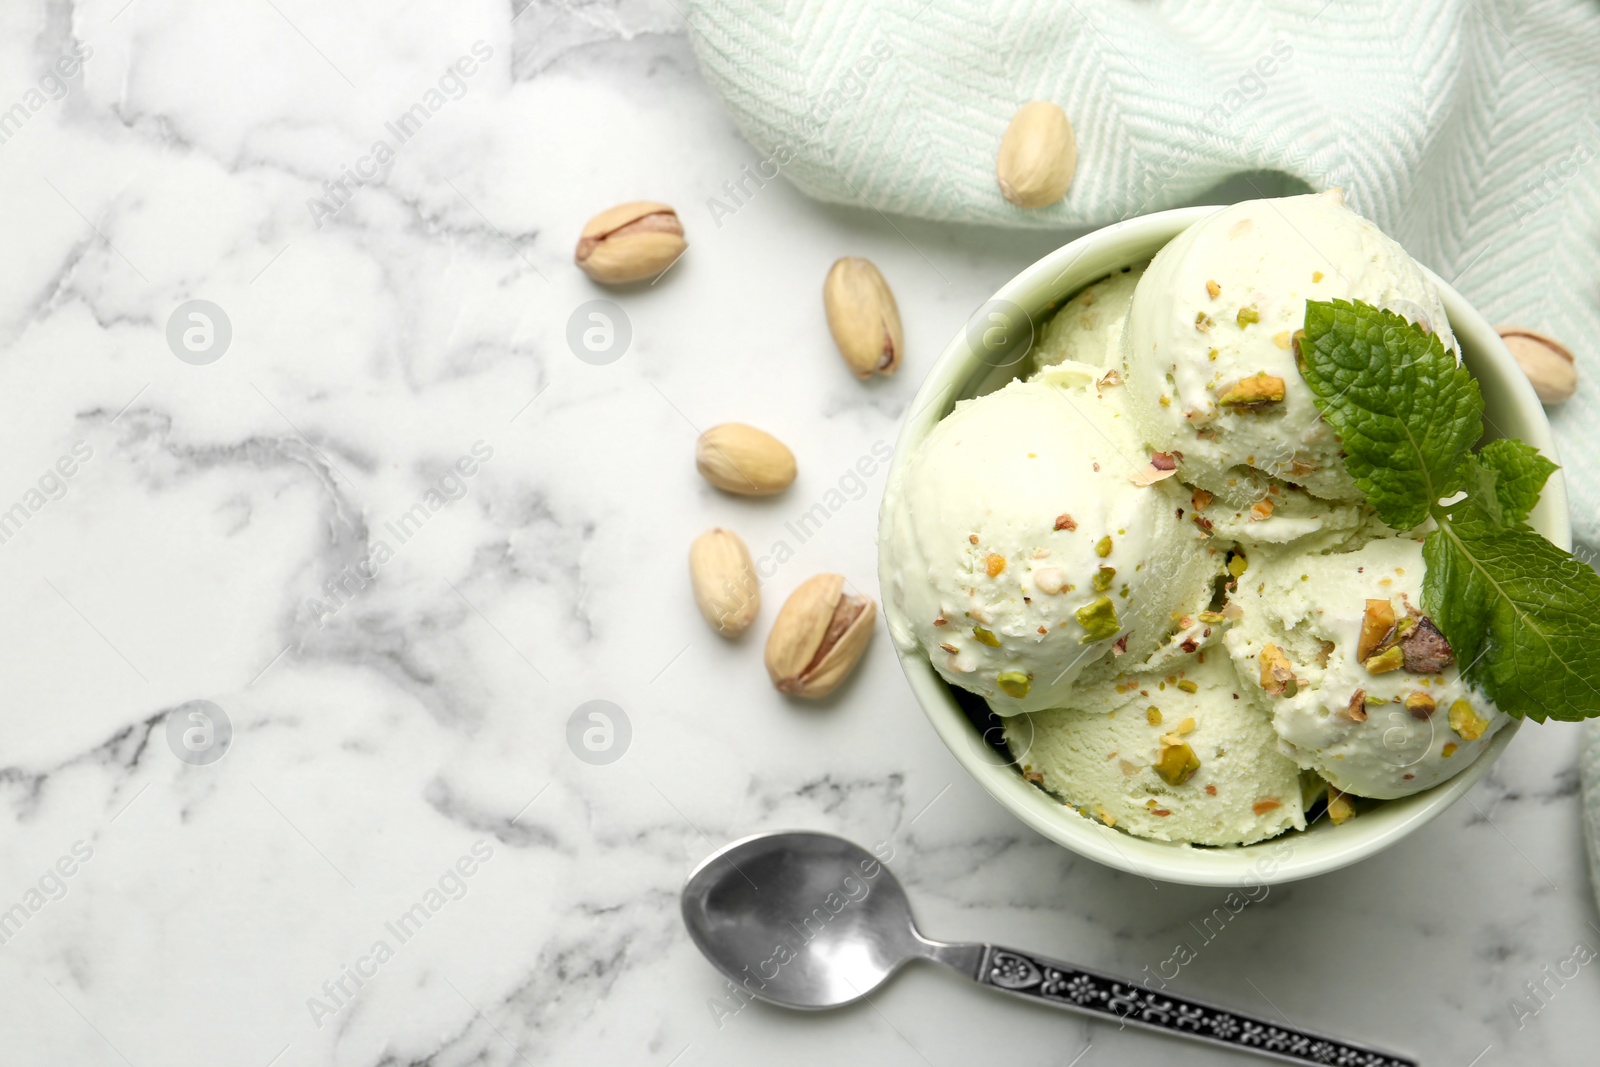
top-left (685, 0), bottom-right (1600, 550)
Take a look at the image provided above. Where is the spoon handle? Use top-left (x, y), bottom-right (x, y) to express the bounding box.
top-left (968, 944), bottom-right (1415, 1067)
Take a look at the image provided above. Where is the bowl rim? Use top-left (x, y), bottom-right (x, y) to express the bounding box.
top-left (880, 204), bottom-right (1571, 887)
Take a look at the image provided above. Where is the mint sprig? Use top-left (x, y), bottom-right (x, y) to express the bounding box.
top-left (1299, 299), bottom-right (1600, 723)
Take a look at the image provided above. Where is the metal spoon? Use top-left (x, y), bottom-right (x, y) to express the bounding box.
top-left (682, 830), bottom-right (1414, 1067)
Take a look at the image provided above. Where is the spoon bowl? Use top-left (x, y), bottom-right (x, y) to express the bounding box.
top-left (681, 830), bottom-right (928, 1008)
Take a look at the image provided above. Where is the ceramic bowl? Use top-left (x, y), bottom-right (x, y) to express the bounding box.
top-left (880, 205), bottom-right (1570, 886)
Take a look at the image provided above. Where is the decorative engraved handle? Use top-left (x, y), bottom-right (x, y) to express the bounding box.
top-left (975, 946), bottom-right (1415, 1067)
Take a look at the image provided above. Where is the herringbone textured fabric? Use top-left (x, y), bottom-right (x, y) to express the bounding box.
top-left (686, 0), bottom-right (1600, 547)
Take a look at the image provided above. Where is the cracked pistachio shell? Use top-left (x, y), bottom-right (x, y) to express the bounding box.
top-left (575, 201), bottom-right (686, 284)
top-left (996, 101), bottom-right (1076, 209)
top-left (823, 257), bottom-right (903, 379)
top-left (1498, 326), bottom-right (1577, 404)
top-left (764, 573), bottom-right (876, 698)
top-left (689, 527), bottom-right (760, 637)
top-left (695, 423), bottom-right (796, 496)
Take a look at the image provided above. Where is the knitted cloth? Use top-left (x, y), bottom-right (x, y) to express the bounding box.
top-left (684, 0), bottom-right (1600, 549)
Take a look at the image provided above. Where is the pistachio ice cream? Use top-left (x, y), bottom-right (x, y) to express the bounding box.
top-left (1121, 190), bottom-right (1455, 510)
top-left (1032, 262), bottom-right (1145, 371)
top-left (879, 365), bottom-right (1222, 715)
top-left (1007, 651), bottom-right (1306, 845)
top-left (882, 191), bottom-right (1514, 848)
top-left (1223, 536), bottom-right (1508, 799)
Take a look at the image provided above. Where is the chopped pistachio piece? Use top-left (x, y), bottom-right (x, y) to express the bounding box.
top-left (1217, 372), bottom-right (1287, 409)
top-left (1404, 691), bottom-right (1437, 719)
top-left (1399, 614), bottom-right (1455, 673)
top-left (1448, 698), bottom-right (1490, 741)
top-left (996, 670), bottom-right (1032, 699)
top-left (1236, 305), bottom-right (1260, 327)
top-left (1074, 596), bottom-right (1120, 643)
top-left (1146, 706), bottom-right (1162, 725)
top-left (1357, 598), bottom-right (1396, 661)
top-left (1363, 645), bottom-right (1404, 674)
top-left (1093, 566), bottom-right (1115, 591)
top-left (1346, 688), bottom-right (1368, 722)
top-left (1227, 552), bottom-right (1248, 578)
top-left (1259, 643), bottom-right (1294, 695)
top-left (1326, 783), bottom-right (1356, 825)
top-left (1155, 741), bottom-right (1201, 786)
top-left (1176, 679), bottom-right (1198, 694)
top-left (1094, 535), bottom-right (1113, 558)
top-left (972, 626), bottom-right (1001, 647)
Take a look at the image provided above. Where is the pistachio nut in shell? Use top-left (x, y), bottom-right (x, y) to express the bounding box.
top-left (689, 528), bottom-right (760, 637)
top-left (764, 573), bottom-right (876, 698)
top-left (695, 423), bottom-right (797, 496)
top-left (996, 101), bottom-right (1077, 209)
top-left (823, 257), bottom-right (903, 378)
top-left (574, 201), bottom-right (687, 284)
top-left (1497, 326), bottom-right (1577, 404)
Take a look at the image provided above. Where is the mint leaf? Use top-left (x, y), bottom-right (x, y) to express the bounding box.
top-left (1303, 298), bottom-right (1600, 723)
top-left (1298, 300), bottom-right (1483, 531)
top-left (1423, 500), bottom-right (1600, 722)
top-left (1460, 455), bottom-right (1506, 526)
top-left (1475, 438), bottom-right (1557, 526)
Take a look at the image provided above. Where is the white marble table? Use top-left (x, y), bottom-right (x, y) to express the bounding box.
top-left (2, 2), bottom-right (1596, 1065)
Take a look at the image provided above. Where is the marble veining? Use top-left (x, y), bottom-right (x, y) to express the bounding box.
top-left (0, 1), bottom-right (1596, 1065)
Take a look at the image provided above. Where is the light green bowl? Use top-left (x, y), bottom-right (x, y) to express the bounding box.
top-left (880, 206), bottom-right (1570, 887)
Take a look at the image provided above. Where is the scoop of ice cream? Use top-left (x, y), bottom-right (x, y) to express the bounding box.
top-left (1122, 190), bottom-right (1455, 509)
top-left (880, 368), bottom-right (1223, 714)
top-left (1032, 263), bottom-right (1146, 371)
top-left (1191, 482), bottom-right (1371, 550)
top-left (1223, 536), bottom-right (1507, 799)
top-left (1006, 651), bottom-right (1307, 845)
